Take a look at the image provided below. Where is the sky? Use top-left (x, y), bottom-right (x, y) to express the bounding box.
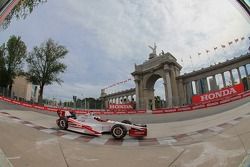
top-left (0, 0), bottom-right (250, 101)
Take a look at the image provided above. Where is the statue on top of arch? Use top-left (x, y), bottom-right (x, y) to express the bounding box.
top-left (148, 43), bottom-right (157, 59)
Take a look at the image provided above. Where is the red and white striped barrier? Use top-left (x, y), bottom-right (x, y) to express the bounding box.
top-left (152, 90), bottom-right (250, 114)
top-left (0, 90), bottom-right (250, 115)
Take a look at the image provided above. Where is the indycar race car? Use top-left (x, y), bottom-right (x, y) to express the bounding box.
top-left (56, 110), bottom-right (147, 140)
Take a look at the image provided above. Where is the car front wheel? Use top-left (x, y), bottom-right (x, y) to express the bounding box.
top-left (58, 118), bottom-right (68, 130)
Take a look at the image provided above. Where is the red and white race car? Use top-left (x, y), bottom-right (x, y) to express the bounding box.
top-left (56, 110), bottom-right (147, 140)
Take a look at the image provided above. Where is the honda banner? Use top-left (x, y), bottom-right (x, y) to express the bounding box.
top-left (108, 103), bottom-right (134, 111)
top-left (192, 83), bottom-right (244, 104)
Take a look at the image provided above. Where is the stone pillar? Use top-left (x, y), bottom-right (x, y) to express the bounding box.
top-left (164, 72), bottom-right (173, 107)
top-left (213, 75), bottom-right (217, 89)
top-left (121, 97), bottom-right (123, 104)
top-left (237, 68), bottom-right (242, 82)
top-left (221, 72), bottom-right (226, 88)
top-left (135, 79), bottom-right (140, 109)
top-left (244, 65), bottom-right (249, 76)
top-left (186, 82), bottom-right (193, 104)
top-left (200, 77), bottom-right (209, 93)
top-left (170, 67), bottom-right (178, 106)
top-left (177, 78), bottom-right (185, 106)
top-left (229, 70), bottom-right (235, 85)
top-left (182, 82), bottom-right (187, 105)
top-left (195, 80), bottom-right (200, 94)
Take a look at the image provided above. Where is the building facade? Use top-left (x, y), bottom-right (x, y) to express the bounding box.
top-left (101, 53), bottom-right (250, 110)
top-left (12, 76), bottom-right (39, 102)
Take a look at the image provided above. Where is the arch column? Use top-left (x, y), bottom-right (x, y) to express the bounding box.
top-left (195, 80), bottom-right (201, 94)
top-left (164, 71), bottom-right (173, 107)
top-left (135, 78), bottom-right (141, 109)
top-left (229, 70), bottom-right (235, 85)
top-left (244, 65), bottom-right (249, 76)
top-left (221, 72), bottom-right (226, 88)
top-left (237, 67), bottom-right (242, 82)
top-left (170, 66), bottom-right (178, 106)
top-left (201, 77), bottom-right (209, 93)
top-left (212, 75), bottom-right (217, 90)
top-left (186, 81), bottom-right (193, 104)
top-left (177, 78), bottom-right (185, 105)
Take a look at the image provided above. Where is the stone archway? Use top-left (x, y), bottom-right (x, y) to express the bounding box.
top-left (144, 73), bottom-right (162, 110)
top-left (132, 52), bottom-right (182, 110)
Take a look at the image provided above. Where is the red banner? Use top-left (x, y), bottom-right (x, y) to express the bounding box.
top-left (192, 83), bottom-right (244, 104)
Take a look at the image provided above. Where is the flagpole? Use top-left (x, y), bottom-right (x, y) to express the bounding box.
top-left (189, 55), bottom-right (194, 69)
top-left (213, 47), bottom-right (218, 65)
top-left (206, 50), bottom-right (212, 66)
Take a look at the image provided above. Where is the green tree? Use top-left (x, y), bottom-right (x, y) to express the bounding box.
top-left (0, 44), bottom-right (8, 87)
top-left (155, 96), bottom-right (162, 109)
top-left (26, 39), bottom-right (68, 104)
top-left (1, 0), bottom-right (47, 29)
top-left (0, 36), bottom-right (27, 95)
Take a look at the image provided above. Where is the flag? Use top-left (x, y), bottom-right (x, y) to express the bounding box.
top-left (214, 47), bottom-right (217, 50)
top-left (198, 52), bottom-right (201, 56)
top-left (221, 45), bottom-right (226, 48)
top-left (206, 50), bottom-right (210, 53)
top-left (241, 37), bottom-right (245, 40)
top-left (228, 41), bottom-right (233, 45)
top-left (235, 39), bottom-right (239, 43)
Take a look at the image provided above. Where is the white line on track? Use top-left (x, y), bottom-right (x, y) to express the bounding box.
top-left (88, 138), bottom-right (109, 145)
top-left (157, 137), bottom-right (177, 145)
top-left (122, 139), bottom-right (139, 146)
top-left (208, 126), bottom-right (224, 133)
top-left (61, 134), bottom-right (82, 140)
top-left (40, 129), bottom-right (57, 134)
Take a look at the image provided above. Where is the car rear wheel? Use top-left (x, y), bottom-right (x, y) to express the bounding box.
top-left (58, 118), bottom-right (68, 130)
top-left (111, 124), bottom-right (127, 140)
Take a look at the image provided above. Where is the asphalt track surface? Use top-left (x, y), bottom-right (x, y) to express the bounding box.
top-left (1, 98), bottom-right (250, 167)
top-left (0, 97), bottom-right (249, 124)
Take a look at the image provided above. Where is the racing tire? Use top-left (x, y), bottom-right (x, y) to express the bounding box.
top-left (111, 124), bottom-right (127, 140)
top-left (121, 120), bottom-right (132, 125)
top-left (58, 118), bottom-right (68, 130)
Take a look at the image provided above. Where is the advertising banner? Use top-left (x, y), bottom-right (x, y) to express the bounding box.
top-left (108, 103), bottom-right (134, 112)
top-left (192, 83), bottom-right (244, 104)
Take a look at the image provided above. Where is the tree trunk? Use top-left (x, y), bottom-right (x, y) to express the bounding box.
top-left (8, 81), bottom-right (13, 98)
top-left (38, 85), bottom-right (44, 104)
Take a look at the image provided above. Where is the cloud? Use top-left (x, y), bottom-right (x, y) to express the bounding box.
top-left (0, 0), bottom-right (249, 100)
